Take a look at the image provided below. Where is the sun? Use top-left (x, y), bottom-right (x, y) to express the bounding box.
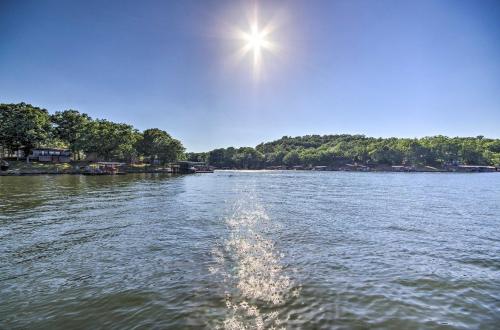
top-left (243, 23), bottom-right (269, 55)
top-left (232, 7), bottom-right (277, 79)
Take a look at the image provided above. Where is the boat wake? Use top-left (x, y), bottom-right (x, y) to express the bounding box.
top-left (210, 194), bottom-right (300, 329)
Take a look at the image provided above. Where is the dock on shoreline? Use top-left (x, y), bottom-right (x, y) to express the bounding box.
top-left (1, 164), bottom-right (498, 176)
top-left (0, 160), bottom-right (217, 176)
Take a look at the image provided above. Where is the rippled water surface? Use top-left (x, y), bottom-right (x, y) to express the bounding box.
top-left (1, 171), bottom-right (499, 329)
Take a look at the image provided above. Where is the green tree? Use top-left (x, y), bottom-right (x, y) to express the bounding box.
top-left (51, 110), bottom-right (91, 160)
top-left (0, 103), bottom-right (51, 161)
top-left (208, 148), bottom-right (226, 168)
top-left (283, 150), bottom-right (300, 166)
top-left (82, 120), bottom-right (139, 161)
top-left (136, 128), bottom-right (184, 164)
top-left (200, 134), bottom-right (500, 169)
top-left (231, 147), bottom-right (263, 169)
top-left (460, 139), bottom-right (486, 165)
top-left (186, 152), bottom-right (207, 162)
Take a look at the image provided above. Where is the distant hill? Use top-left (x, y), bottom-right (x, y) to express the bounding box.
top-left (187, 134), bottom-right (500, 169)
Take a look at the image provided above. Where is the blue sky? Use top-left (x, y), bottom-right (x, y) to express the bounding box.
top-left (1, 0), bottom-right (499, 151)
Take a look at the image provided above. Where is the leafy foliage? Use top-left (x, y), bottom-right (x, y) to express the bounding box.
top-left (136, 128), bottom-right (185, 164)
top-left (51, 110), bottom-right (91, 159)
top-left (194, 135), bottom-right (500, 169)
top-left (0, 103), bottom-right (51, 159)
top-left (2, 102), bottom-right (499, 168)
top-left (81, 120), bottom-right (140, 162)
top-left (0, 103), bottom-right (184, 163)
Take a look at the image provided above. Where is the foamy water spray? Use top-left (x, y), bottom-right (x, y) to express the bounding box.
top-left (210, 192), bottom-right (300, 329)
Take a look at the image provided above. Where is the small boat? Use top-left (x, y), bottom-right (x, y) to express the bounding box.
top-left (83, 162), bottom-right (126, 175)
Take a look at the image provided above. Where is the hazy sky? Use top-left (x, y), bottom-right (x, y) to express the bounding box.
top-left (1, 0), bottom-right (499, 151)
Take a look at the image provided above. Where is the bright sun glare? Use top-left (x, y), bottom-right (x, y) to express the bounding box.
top-left (233, 6), bottom-right (277, 79)
top-left (243, 23), bottom-right (269, 56)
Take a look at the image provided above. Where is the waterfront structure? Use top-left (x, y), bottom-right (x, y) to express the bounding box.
top-left (391, 165), bottom-right (416, 172)
top-left (345, 164), bottom-right (371, 171)
top-left (84, 162), bottom-right (125, 175)
top-left (456, 165), bottom-right (497, 172)
top-left (30, 148), bottom-right (72, 163)
top-left (172, 161), bottom-right (212, 174)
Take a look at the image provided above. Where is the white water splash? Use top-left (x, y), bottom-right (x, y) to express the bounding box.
top-left (211, 194), bottom-right (300, 329)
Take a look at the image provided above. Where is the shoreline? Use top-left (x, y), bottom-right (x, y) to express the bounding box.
top-left (1, 168), bottom-right (498, 176)
top-left (0, 171), bottom-right (174, 176)
top-left (0, 162), bottom-right (177, 176)
top-left (216, 168), bottom-right (499, 173)
top-left (0, 160), bottom-right (497, 176)
top-left (0, 168), bottom-right (176, 176)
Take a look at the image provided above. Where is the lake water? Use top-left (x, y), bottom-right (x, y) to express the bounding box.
top-left (1, 171), bottom-right (499, 329)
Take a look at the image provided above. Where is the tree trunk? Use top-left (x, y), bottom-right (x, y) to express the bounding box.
top-left (24, 147), bottom-right (32, 164)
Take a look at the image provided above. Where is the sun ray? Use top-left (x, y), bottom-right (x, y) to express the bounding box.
top-left (231, 5), bottom-right (277, 80)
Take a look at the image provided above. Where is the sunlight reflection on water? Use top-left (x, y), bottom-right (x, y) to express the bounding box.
top-left (2, 173), bottom-right (500, 329)
top-left (211, 190), bottom-right (300, 329)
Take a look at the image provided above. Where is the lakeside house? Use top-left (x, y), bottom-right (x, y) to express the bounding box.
top-left (30, 148), bottom-right (72, 163)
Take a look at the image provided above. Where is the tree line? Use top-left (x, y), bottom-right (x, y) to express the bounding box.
top-left (188, 134), bottom-right (500, 169)
top-left (2, 102), bottom-right (499, 168)
top-left (0, 103), bottom-right (184, 163)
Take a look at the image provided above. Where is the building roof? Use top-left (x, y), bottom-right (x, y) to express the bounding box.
top-left (33, 148), bottom-right (70, 152)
